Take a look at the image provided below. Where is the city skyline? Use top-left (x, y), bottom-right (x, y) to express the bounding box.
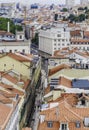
top-left (0, 0), bottom-right (80, 5)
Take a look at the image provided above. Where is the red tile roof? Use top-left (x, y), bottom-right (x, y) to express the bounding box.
top-left (70, 30), bottom-right (81, 37)
top-left (0, 103), bottom-right (12, 126)
top-left (39, 94), bottom-right (89, 130)
top-left (71, 38), bottom-right (89, 43)
top-left (59, 77), bottom-right (72, 88)
top-left (0, 82), bottom-right (24, 96)
top-left (49, 64), bottom-right (71, 76)
top-left (7, 53), bottom-right (31, 62)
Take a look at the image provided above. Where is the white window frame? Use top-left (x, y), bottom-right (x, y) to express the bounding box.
top-left (60, 123), bottom-right (68, 130)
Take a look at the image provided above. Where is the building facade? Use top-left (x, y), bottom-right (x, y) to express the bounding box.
top-left (66, 0), bottom-right (75, 8)
top-left (39, 28), bottom-right (70, 56)
top-left (0, 40), bottom-right (30, 54)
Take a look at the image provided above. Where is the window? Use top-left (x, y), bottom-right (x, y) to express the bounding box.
top-left (83, 47), bottom-right (85, 50)
top-left (9, 50), bottom-right (12, 53)
top-left (84, 117), bottom-right (89, 127)
top-left (75, 121), bottom-right (81, 128)
top-left (62, 39), bottom-right (65, 42)
top-left (22, 49), bottom-right (25, 53)
top-left (47, 121), bottom-right (53, 128)
top-left (61, 123), bottom-right (67, 130)
top-left (19, 35), bottom-right (22, 39)
top-left (87, 47), bottom-right (89, 50)
top-left (14, 49), bottom-right (17, 52)
top-left (57, 34), bottom-right (61, 37)
top-left (54, 39), bottom-right (56, 41)
top-left (4, 64), bottom-right (6, 67)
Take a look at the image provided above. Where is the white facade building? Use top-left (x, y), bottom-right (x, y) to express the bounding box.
top-left (66, 0), bottom-right (75, 8)
top-left (0, 40), bottom-right (30, 53)
top-left (80, 0), bottom-right (88, 5)
top-left (39, 28), bottom-right (70, 55)
top-left (16, 31), bottom-right (25, 41)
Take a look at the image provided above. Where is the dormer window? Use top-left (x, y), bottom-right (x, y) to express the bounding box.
top-left (47, 121), bottom-right (53, 128)
top-left (84, 117), bottom-right (89, 127)
top-left (75, 121), bottom-right (81, 128)
top-left (61, 123), bottom-right (68, 130)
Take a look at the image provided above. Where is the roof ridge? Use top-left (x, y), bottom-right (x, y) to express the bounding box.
top-left (64, 100), bottom-right (83, 120)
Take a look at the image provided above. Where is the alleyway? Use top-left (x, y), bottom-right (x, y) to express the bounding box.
top-left (30, 69), bottom-right (46, 130)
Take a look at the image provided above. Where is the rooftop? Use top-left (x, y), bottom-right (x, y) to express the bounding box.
top-left (39, 94), bottom-right (89, 130)
top-left (72, 79), bottom-right (89, 90)
top-left (49, 69), bottom-right (89, 79)
top-left (48, 64), bottom-right (71, 76)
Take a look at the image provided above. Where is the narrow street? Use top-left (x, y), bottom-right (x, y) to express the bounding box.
top-left (30, 69), bottom-right (46, 130)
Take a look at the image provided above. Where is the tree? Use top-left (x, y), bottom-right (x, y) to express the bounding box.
top-left (79, 14), bottom-right (86, 22)
top-left (68, 14), bottom-right (76, 22)
top-left (84, 6), bottom-right (88, 11)
top-left (0, 17), bottom-right (23, 34)
top-left (31, 33), bottom-right (39, 46)
top-left (78, 7), bottom-right (84, 10)
top-left (62, 8), bottom-right (68, 12)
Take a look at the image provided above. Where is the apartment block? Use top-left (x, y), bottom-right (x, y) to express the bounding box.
top-left (39, 28), bottom-right (70, 56)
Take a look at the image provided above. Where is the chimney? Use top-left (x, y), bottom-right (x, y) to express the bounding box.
top-left (7, 21), bottom-right (10, 33)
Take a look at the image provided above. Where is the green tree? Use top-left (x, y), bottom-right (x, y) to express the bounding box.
top-left (68, 14), bottom-right (76, 22)
top-left (78, 7), bottom-right (84, 10)
top-left (62, 8), bottom-right (68, 12)
top-left (31, 33), bottom-right (39, 46)
top-left (0, 17), bottom-right (23, 34)
top-left (84, 6), bottom-right (88, 11)
top-left (79, 14), bottom-right (86, 22)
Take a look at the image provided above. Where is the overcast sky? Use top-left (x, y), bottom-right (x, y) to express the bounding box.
top-left (0, 0), bottom-right (80, 5)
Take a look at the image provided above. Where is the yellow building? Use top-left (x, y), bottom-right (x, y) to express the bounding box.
top-left (0, 53), bottom-right (33, 79)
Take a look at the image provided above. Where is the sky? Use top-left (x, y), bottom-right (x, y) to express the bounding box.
top-left (0, 0), bottom-right (80, 5)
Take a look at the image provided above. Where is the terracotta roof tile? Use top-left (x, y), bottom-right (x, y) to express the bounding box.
top-left (49, 64), bottom-right (71, 76)
top-left (2, 72), bottom-right (30, 90)
top-left (59, 77), bottom-right (72, 88)
top-left (0, 103), bottom-right (12, 126)
top-left (0, 82), bottom-right (24, 96)
top-left (70, 30), bottom-right (81, 37)
top-left (71, 38), bottom-right (89, 43)
top-left (0, 94), bottom-right (12, 104)
top-left (22, 128), bottom-right (31, 130)
top-left (45, 85), bottom-right (50, 95)
top-left (39, 93), bottom-right (89, 130)
top-left (2, 73), bottom-right (18, 84)
top-left (38, 122), bottom-right (60, 130)
top-left (7, 53), bottom-right (31, 62)
top-left (84, 31), bottom-right (89, 38)
top-left (0, 90), bottom-right (16, 98)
